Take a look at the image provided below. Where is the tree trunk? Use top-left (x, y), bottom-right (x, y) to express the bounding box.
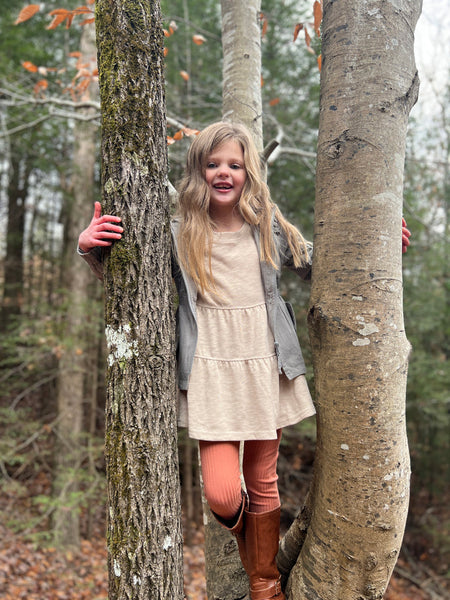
top-left (201, 3), bottom-right (263, 598)
top-left (201, 450), bottom-right (249, 600)
top-left (1, 145), bottom-right (29, 328)
top-left (95, 0), bottom-right (183, 598)
top-left (221, 0), bottom-right (263, 149)
top-left (285, 1), bottom-right (421, 598)
top-left (52, 22), bottom-right (99, 549)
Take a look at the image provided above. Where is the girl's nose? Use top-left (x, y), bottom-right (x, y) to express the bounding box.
top-left (217, 163), bottom-right (230, 177)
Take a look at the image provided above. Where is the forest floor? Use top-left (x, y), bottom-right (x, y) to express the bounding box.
top-left (0, 432), bottom-right (448, 600)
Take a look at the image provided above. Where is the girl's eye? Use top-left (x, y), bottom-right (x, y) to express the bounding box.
top-left (231, 164), bottom-right (242, 170)
top-left (206, 162), bottom-right (216, 169)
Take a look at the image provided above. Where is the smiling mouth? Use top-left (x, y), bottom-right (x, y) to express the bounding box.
top-left (214, 183), bottom-right (232, 190)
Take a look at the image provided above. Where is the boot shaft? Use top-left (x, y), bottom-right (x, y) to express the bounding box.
top-left (245, 507), bottom-right (285, 600)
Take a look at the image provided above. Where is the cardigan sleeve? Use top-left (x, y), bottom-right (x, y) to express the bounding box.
top-left (273, 216), bottom-right (313, 281)
top-left (284, 241), bottom-right (313, 281)
top-left (77, 246), bottom-right (104, 281)
top-left (78, 242), bottom-right (179, 282)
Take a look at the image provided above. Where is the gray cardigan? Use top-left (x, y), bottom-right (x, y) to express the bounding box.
top-left (79, 212), bottom-right (312, 390)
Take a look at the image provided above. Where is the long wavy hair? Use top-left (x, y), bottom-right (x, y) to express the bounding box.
top-left (175, 121), bottom-right (309, 293)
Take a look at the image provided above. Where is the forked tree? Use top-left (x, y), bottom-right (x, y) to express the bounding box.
top-left (279, 1), bottom-right (421, 598)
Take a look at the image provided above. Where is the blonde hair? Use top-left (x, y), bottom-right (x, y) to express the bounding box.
top-left (176, 121), bottom-right (309, 293)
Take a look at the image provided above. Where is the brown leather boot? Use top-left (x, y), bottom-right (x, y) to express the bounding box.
top-left (212, 490), bottom-right (249, 571)
top-left (244, 506), bottom-right (285, 600)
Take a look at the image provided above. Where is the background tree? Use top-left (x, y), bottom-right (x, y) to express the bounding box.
top-left (221, 0), bottom-right (263, 146)
top-left (200, 2), bottom-right (264, 599)
top-left (1, 137), bottom-right (29, 326)
top-left (402, 77), bottom-right (449, 547)
top-left (95, 0), bottom-right (184, 597)
top-left (52, 21), bottom-right (99, 549)
top-left (0, 0), bottom-right (67, 328)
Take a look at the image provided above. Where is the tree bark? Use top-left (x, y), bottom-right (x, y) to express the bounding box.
top-left (1, 145), bottom-right (29, 328)
top-left (95, 0), bottom-right (183, 598)
top-left (52, 22), bottom-right (99, 549)
top-left (221, 0), bottom-right (263, 150)
top-left (285, 1), bottom-right (421, 598)
top-left (201, 451), bottom-right (249, 600)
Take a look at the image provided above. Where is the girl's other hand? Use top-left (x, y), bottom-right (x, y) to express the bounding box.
top-left (402, 217), bottom-right (411, 254)
top-left (78, 201), bottom-right (123, 253)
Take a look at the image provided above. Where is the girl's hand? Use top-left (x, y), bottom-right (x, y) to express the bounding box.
top-left (78, 201), bottom-right (123, 253)
top-left (402, 217), bottom-right (411, 254)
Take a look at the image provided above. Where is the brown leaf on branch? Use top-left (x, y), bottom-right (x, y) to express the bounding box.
top-left (293, 23), bottom-right (304, 42)
top-left (33, 80), bottom-right (48, 96)
top-left (183, 127), bottom-right (200, 137)
top-left (260, 13), bottom-right (269, 38)
top-left (73, 5), bottom-right (93, 14)
top-left (22, 61), bottom-right (38, 73)
top-left (313, 0), bottom-right (323, 37)
top-left (305, 27), bottom-right (315, 54)
top-left (14, 4), bottom-right (40, 25)
top-left (193, 35), bottom-right (206, 45)
top-left (47, 9), bottom-right (71, 30)
top-left (47, 6), bottom-right (93, 29)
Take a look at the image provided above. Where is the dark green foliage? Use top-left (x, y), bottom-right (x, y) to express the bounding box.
top-left (0, 400), bottom-right (106, 544)
top-left (403, 120), bottom-right (449, 502)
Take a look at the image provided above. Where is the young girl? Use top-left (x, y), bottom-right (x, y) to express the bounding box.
top-left (78, 122), bottom-right (411, 600)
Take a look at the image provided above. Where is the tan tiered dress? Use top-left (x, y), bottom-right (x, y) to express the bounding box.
top-left (178, 222), bottom-right (315, 440)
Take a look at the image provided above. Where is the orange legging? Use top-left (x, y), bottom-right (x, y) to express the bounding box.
top-left (199, 429), bottom-right (282, 519)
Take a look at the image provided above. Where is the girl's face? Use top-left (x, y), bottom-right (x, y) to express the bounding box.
top-left (204, 140), bottom-right (247, 216)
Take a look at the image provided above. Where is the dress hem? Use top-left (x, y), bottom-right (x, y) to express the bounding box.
top-left (180, 406), bottom-right (316, 441)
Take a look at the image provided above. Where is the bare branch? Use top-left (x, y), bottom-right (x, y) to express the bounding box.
top-left (2, 114), bottom-right (52, 136)
top-left (262, 139), bottom-right (280, 163)
top-left (168, 15), bottom-right (221, 42)
top-left (0, 87), bottom-right (100, 111)
top-left (277, 146), bottom-right (316, 160)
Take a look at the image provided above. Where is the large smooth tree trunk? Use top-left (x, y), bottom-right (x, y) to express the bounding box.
top-left (95, 1), bottom-right (183, 598)
top-left (284, 1), bottom-right (421, 598)
top-left (52, 22), bottom-right (99, 548)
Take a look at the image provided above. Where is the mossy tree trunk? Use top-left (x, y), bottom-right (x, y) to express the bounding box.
top-left (281, 1), bottom-right (422, 598)
top-left (95, 1), bottom-right (183, 598)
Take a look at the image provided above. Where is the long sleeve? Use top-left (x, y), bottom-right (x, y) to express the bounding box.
top-left (273, 215), bottom-right (313, 281)
top-left (77, 246), bottom-right (104, 281)
top-left (284, 241), bottom-right (313, 281)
